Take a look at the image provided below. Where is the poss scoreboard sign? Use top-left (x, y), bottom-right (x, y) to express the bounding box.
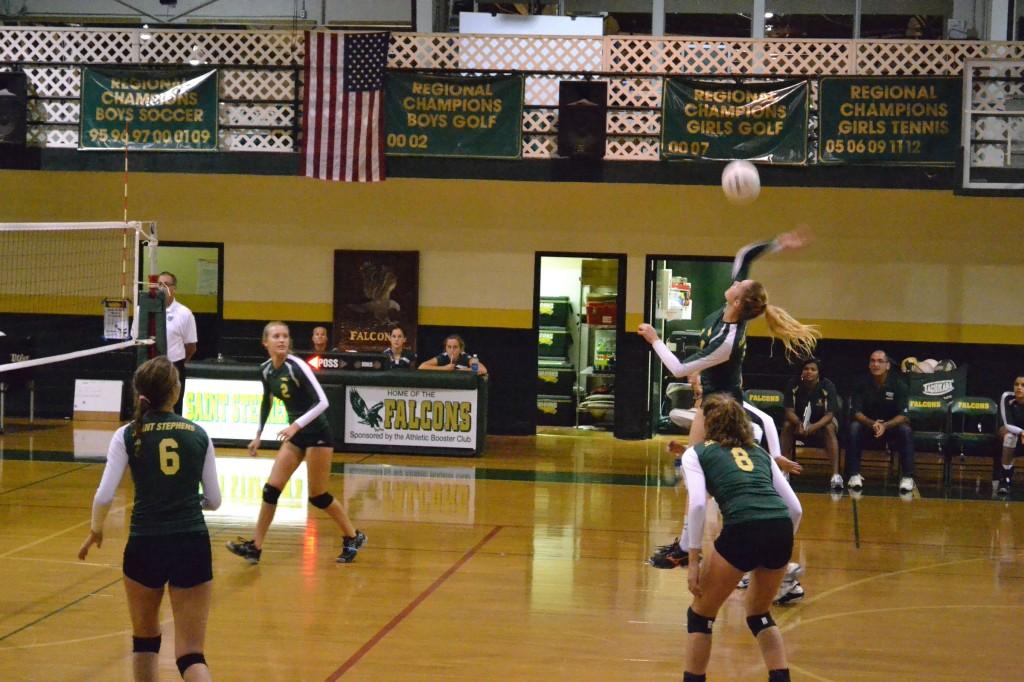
top-left (818, 77), bottom-right (961, 164)
top-left (80, 67), bottom-right (218, 151)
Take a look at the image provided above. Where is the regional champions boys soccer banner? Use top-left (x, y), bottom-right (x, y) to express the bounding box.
top-left (80, 67), bottom-right (218, 150)
top-left (344, 385), bottom-right (478, 450)
top-left (661, 79), bottom-right (808, 163)
top-left (384, 73), bottom-right (524, 158)
top-left (818, 77), bottom-right (961, 164)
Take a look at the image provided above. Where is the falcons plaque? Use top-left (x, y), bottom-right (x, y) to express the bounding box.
top-left (332, 250), bottom-right (419, 354)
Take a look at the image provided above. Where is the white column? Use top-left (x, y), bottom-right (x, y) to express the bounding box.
top-left (753, 0), bottom-right (765, 38)
top-left (652, 0), bottom-right (665, 37)
top-left (987, 0), bottom-right (1010, 40)
top-left (416, 0), bottom-right (432, 33)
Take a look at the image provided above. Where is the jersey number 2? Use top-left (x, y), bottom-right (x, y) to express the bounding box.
top-left (159, 438), bottom-right (180, 475)
top-left (731, 447), bottom-right (754, 472)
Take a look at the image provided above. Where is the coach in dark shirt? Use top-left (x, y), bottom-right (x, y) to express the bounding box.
top-left (781, 357), bottom-right (842, 491)
top-left (847, 350), bottom-right (915, 495)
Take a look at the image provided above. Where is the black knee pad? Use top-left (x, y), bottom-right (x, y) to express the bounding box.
top-left (309, 492), bottom-right (334, 509)
top-left (132, 635), bottom-right (161, 653)
top-left (747, 612), bottom-right (776, 637)
top-left (262, 483), bottom-right (282, 505)
top-left (177, 652), bottom-right (207, 677)
top-left (686, 606), bottom-right (714, 634)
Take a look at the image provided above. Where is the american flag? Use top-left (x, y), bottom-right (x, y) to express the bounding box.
top-left (302, 31), bottom-right (389, 182)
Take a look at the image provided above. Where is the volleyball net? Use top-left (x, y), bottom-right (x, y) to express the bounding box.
top-left (0, 221), bottom-right (159, 375)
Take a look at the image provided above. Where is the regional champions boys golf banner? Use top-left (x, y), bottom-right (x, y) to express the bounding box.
top-left (385, 73), bottom-right (523, 158)
top-left (818, 77), bottom-right (961, 164)
top-left (80, 67), bottom-right (218, 150)
top-left (345, 385), bottom-right (478, 450)
top-left (661, 79), bottom-right (808, 163)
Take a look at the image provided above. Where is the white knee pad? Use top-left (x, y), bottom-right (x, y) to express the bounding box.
top-left (1005, 432), bottom-right (1019, 449)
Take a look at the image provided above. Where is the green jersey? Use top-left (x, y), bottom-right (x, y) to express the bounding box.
top-left (651, 239), bottom-right (779, 399)
top-left (123, 413), bottom-right (212, 536)
top-left (258, 355), bottom-right (331, 433)
top-left (693, 441), bottom-right (791, 526)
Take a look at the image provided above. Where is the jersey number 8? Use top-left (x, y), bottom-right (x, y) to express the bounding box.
top-left (159, 438), bottom-right (180, 475)
top-left (731, 447), bottom-right (754, 472)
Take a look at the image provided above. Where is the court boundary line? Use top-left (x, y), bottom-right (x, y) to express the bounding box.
top-left (0, 463), bottom-right (92, 496)
top-left (0, 576), bottom-right (123, 644)
top-left (323, 524), bottom-right (503, 681)
top-left (0, 503), bottom-right (129, 559)
top-left (776, 556), bottom-right (987, 629)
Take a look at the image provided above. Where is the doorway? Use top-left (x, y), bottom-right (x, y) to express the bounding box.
top-left (533, 252), bottom-right (626, 433)
top-left (642, 254), bottom-right (732, 436)
top-left (153, 241), bottom-right (224, 361)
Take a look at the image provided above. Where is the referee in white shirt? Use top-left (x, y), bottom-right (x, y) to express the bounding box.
top-left (157, 271), bottom-right (198, 415)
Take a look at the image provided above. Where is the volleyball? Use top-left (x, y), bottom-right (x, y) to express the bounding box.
top-left (721, 160), bottom-right (761, 204)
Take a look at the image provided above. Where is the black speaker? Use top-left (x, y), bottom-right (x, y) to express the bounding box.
top-left (0, 72), bottom-right (27, 149)
top-left (557, 80), bottom-right (607, 160)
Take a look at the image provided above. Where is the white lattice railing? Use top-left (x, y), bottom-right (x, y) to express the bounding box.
top-left (4, 27), bottom-right (1024, 159)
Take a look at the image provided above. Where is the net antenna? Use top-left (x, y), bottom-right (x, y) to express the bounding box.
top-left (0, 221), bottom-right (159, 374)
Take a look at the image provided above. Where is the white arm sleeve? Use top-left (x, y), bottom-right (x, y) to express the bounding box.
top-left (1001, 393), bottom-right (1022, 435)
top-left (652, 335), bottom-right (734, 379)
top-left (770, 457), bottom-right (802, 534)
top-left (681, 448), bottom-right (708, 551)
top-left (290, 355), bottom-right (330, 430)
top-left (91, 427), bottom-right (130, 533)
top-left (200, 440), bottom-right (221, 511)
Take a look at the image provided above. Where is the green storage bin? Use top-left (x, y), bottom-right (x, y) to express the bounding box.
top-left (538, 327), bottom-right (571, 357)
top-left (537, 359), bottom-right (575, 397)
top-left (539, 296), bottom-right (572, 327)
top-left (537, 394), bottom-right (575, 426)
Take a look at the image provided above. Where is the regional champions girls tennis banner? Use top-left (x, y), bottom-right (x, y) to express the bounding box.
top-left (80, 67), bottom-right (218, 150)
top-left (384, 73), bottom-right (524, 158)
top-left (661, 79), bottom-right (808, 163)
top-left (344, 385), bottom-right (478, 450)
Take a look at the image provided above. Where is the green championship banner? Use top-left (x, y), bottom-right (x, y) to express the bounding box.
top-left (818, 77), bottom-right (961, 164)
top-left (661, 79), bottom-right (808, 163)
top-left (385, 72), bottom-right (523, 159)
top-left (80, 67), bottom-right (218, 151)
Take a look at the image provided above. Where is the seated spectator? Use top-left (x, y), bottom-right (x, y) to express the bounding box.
top-left (847, 350), bottom-right (915, 496)
top-left (419, 334), bottom-right (488, 376)
top-left (780, 357), bottom-right (841, 492)
top-left (382, 325), bottom-right (416, 369)
top-left (311, 326), bottom-right (330, 353)
top-left (997, 375), bottom-right (1024, 496)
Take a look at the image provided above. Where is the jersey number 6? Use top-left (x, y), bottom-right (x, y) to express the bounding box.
top-left (159, 438), bottom-right (180, 475)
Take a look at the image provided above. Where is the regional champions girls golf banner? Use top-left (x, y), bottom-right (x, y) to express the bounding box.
top-left (661, 79), bottom-right (808, 163)
top-left (344, 385), bottom-right (478, 450)
top-left (80, 67), bottom-right (218, 150)
top-left (385, 73), bottom-right (524, 158)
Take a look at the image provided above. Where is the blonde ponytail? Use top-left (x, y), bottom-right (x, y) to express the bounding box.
top-left (764, 304), bottom-right (820, 360)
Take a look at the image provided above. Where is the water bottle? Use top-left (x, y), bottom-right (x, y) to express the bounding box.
top-left (470, 354), bottom-right (479, 374)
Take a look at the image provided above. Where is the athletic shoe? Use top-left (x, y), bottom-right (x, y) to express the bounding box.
top-left (226, 538), bottom-right (261, 565)
top-left (337, 530), bottom-right (366, 563)
top-left (774, 580), bottom-right (805, 605)
top-left (737, 573), bottom-right (750, 589)
top-left (898, 477), bottom-right (915, 495)
top-left (829, 473), bottom-right (844, 492)
top-left (998, 471), bottom-right (1013, 496)
top-left (649, 538), bottom-right (688, 569)
top-left (784, 562), bottom-right (804, 583)
top-left (847, 474), bottom-right (864, 491)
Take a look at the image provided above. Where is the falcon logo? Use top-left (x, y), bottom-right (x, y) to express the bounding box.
top-left (306, 355), bottom-right (340, 370)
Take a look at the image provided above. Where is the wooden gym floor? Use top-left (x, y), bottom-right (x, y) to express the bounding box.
top-left (0, 419), bottom-right (1021, 681)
